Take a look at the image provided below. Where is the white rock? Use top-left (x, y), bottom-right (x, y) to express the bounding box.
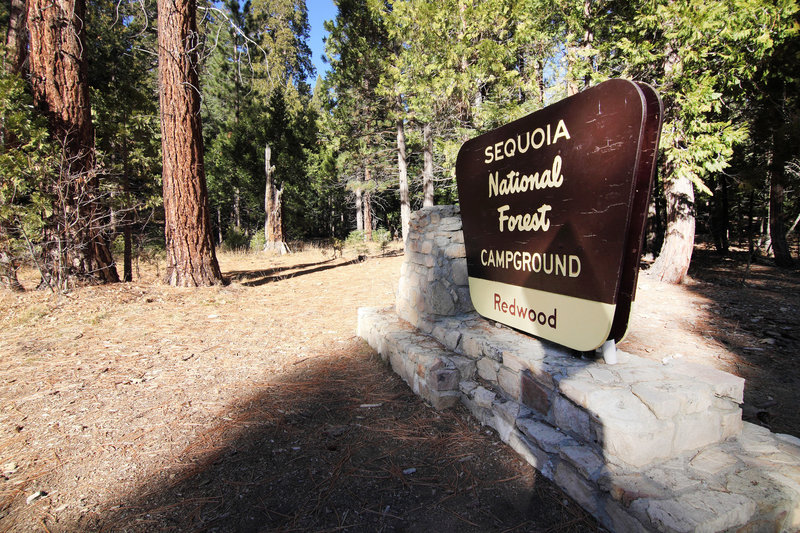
top-left (26, 491), bottom-right (47, 504)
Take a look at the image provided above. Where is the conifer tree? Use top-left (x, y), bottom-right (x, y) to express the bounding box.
top-left (158, 0), bottom-right (223, 286)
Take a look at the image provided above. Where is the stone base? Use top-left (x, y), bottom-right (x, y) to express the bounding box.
top-left (358, 306), bottom-right (800, 533)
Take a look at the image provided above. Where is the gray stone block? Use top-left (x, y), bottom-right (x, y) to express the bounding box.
top-left (451, 258), bottom-right (468, 286)
top-left (553, 394), bottom-right (592, 442)
top-left (430, 368), bottom-right (459, 391)
top-left (472, 386), bottom-right (496, 409)
top-left (449, 355), bottom-right (476, 381)
top-left (428, 281), bottom-right (455, 315)
top-left (427, 388), bottom-right (460, 410)
top-left (689, 447), bottom-right (738, 476)
top-left (518, 417), bottom-right (573, 454)
top-left (632, 490), bottom-right (756, 533)
top-left (508, 430), bottom-right (554, 478)
top-left (477, 357), bottom-right (499, 382)
top-left (493, 397), bottom-right (521, 426)
top-left (673, 410), bottom-right (723, 454)
top-left (670, 360), bottom-right (745, 403)
top-left (560, 444), bottom-right (604, 480)
top-left (497, 366), bottom-right (521, 400)
top-left (555, 462), bottom-right (599, 516)
top-left (631, 381), bottom-right (684, 419)
top-left (438, 216), bottom-right (462, 231)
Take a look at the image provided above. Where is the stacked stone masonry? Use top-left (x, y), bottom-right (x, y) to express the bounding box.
top-left (358, 205), bottom-right (800, 532)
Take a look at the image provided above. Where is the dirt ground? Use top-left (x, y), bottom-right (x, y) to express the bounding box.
top-left (0, 243), bottom-right (798, 532)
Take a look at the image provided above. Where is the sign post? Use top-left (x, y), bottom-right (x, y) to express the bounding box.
top-left (455, 79), bottom-right (663, 352)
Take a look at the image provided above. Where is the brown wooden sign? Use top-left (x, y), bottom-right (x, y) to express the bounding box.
top-left (455, 79), bottom-right (663, 351)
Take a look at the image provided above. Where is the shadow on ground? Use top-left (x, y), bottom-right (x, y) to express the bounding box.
top-left (77, 340), bottom-right (596, 532)
top-left (685, 248), bottom-right (800, 435)
top-left (226, 258), bottom-right (364, 287)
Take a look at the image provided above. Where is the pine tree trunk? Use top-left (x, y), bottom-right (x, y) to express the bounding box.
top-left (364, 167), bottom-right (373, 242)
top-left (28, 0), bottom-right (119, 287)
top-left (0, 0), bottom-right (28, 291)
top-left (355, 188), bottom-right (363, 232)
top-left (0, 250), bottom-right (24, 291)
top-left (272, 186), bottom-right (285, 251)
top-left (768, 129), bottom-right (794, 267)
top-left (422, 123), bottom-right (434, 207)
top-left (121, 135), bottom-right (133, 282)
top-left (217, 207), bottom-right (223, 245)
top-left (650, 172), bottom-right (695, 284)
top-left (4, 0), bottom-right (27, 74)
top-left (397, 118), bottom-right (410, 242)
top-left (234, 188), bottom-right (241, 229)
top-left (711, 174), bottom-right (729, 254)
top-left (264, 143), bottom-right (273, 245)
top-left (263, 144), bottom-right (286, 252)
top-left (157, 0), bottom-right (222, 286)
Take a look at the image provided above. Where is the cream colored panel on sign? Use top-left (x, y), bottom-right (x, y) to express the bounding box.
top-left (468, 277), bottom-right (615, 352)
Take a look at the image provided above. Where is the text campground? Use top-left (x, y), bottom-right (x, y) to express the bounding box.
top-left (480, 249), bottom-right (581, 277)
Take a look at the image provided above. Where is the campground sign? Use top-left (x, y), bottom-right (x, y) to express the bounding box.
top-left (455, 79), bottom-right (663, 352)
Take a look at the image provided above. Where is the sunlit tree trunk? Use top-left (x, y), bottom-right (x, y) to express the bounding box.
top-left (650, 168), bottom-right (695, 284)
top-left (397, 118), bottom-right (410, 241)
top-left (28, 0), bottom-right (119, 287)
top-left (158, 0), bottom-right (222, 286)
top-left (650, 40), bottom-right (696, 284)
top-left (264, 143), bottom-right (286, 253)
top-left (264, 143), bottom-right (273, 244)
top-left (121, 135), bottom-right (133, 281)
top-left (422, 123), bottom-right (434, 207)
top-left (233, 188), bottom-right (241, 229)
top-left (364, 167), bottom-right (373, 242)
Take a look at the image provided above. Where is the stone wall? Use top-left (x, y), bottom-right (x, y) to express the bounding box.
top-left (396, 205), bottom-right (473, 327)
top-left (358, 205), bottom-right (800, 532)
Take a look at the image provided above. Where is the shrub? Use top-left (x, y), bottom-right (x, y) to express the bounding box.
top-left (372, 228), bottom-right (392, 248)
top-left (222, 228), bottom-right (249, 251)
top-left (249, 231), bottom-right (266, 251)
top-left (345, 230), bottom-right (365, 245)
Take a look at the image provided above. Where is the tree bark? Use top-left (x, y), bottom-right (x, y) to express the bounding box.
top-left (711, 174), bottom-right (729, 254)
top-left (233, 188), bottom-right (241, 229)
top-left (768, 145), bottom-right (793, 267)
top-left (4, 0), bottom-right (27, 74)
top-left (649, 37), bottom-right (696, 284)
top-left (397, 118), bottom-right (410, 242)
top-left (264, 143), bottom-right (286, 252)
top-left (363, 167), bottom-right (373, 242)
top-left (0, 250), bottom-right (24, 291)
top-left (264, 143), bottom-right (273, 244)
top-left (355, 188), bottom-right (363, 232)
top-left (217, 207), bottom-right (223, 245)
top-left (121, 135), bottom-right (133, 282)
top-left (28, 0), bottom-right (119, 287)
top-left (650, 171), bottom-right (695, 284)
top-left (422, 123), bottom-right (434, 207)
top-left (0, 0), bottom-right (28, 290)
top-left (157, 0), bottom-right (222, 286)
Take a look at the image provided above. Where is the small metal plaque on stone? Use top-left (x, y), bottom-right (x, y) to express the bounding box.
top-left (455, 79), bottom-right (663, 351)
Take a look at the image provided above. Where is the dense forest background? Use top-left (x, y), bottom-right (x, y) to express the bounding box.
top-left (0, 0), bottom-right (798, 290)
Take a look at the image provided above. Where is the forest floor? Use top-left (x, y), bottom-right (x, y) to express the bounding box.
top-left (0, 243), bottom-right (798, 532)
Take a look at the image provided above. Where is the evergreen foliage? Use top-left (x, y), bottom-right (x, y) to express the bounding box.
top-left (0, 0), bottom-right (797, 290)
